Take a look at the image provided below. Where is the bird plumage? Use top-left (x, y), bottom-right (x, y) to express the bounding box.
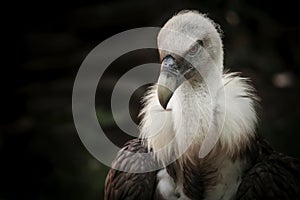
top-left (104, 10), bottom-right (300, 200)
top-left (105, 139), bottom-right (158, 200)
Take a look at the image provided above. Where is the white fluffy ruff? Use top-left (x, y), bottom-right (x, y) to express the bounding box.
top-left (139, 72), bottom-right (258, 165)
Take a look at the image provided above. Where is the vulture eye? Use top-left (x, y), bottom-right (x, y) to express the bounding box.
top-left (188, 40), bottom-right (203, 56)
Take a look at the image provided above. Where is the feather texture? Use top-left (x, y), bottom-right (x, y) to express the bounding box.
top-left (104, 10), bottom-right (300, 200)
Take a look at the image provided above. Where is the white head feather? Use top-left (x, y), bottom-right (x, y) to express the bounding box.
top-left (139, 11), bottom-right (258, 165)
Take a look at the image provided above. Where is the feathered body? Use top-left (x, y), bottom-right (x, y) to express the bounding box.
top-left (105, 11), bottom-right (300, 200)
top-left (139, 73), bottom-right (258, 200)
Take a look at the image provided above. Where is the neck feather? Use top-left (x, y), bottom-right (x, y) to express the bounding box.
top-left (139, 71), bottom-right (258, 165)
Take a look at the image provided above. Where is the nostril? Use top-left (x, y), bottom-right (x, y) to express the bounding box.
top-left (164, 61), bottom-right (174, 68)
top-left (163, 55), bottom-right (176, 68)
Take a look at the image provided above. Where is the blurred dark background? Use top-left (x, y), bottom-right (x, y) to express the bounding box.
top-left (1, 0), bottom-right (300, 199)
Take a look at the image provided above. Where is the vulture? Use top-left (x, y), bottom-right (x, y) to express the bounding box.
top-left (105, 10), bottom-right (300, 200)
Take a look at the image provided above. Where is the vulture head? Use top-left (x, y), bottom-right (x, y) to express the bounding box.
top-left (140, 10), bottom-right (257, 164)
top-left (156, 11), bottom-right (223, 109)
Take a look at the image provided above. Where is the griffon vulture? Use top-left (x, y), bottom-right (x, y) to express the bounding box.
top-left (105, 10), bottom-right (300, 200)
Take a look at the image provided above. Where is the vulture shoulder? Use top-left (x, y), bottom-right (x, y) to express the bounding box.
top-left (104, 138), bottom-right (159, 200)
top-left (236, 138), bottom-right (300, 200)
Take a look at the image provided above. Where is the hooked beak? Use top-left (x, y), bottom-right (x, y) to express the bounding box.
top-left (157, 55), bottom-right (195, 109)
top-left (157, 55), bottom-right (182, 109)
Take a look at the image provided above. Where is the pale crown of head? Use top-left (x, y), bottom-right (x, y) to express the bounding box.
top-left (157, 10), bottom-right (224, 71)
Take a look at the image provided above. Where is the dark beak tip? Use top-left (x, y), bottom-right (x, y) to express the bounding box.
top-left (158, 96), bottom-right (168, 110)
top-left (157, 85), bottom-right (173, 110)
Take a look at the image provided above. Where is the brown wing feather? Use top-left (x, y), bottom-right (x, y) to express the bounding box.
top-left (105, 138), bottom-right (159, 200)
top-left (236, 138), bottom-right (300, 200)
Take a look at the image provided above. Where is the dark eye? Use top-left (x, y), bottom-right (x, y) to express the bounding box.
top-left (188, 40), bottom-right (203, 56)
top-left (188, 45), bottom-right (199, 55)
